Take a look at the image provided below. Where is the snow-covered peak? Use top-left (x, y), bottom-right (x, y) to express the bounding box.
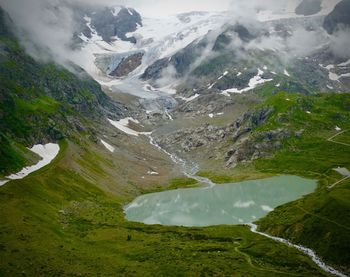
top-left (131, 11), bottom-right (226, 59)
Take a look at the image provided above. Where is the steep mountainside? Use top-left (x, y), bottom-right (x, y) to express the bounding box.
top-left (0, 8), bottom-right (126, 176)
top-left (140, 15), bottom-right (350, 101)
top-left (152, 90), bottom-right (350, 273)
top-left (323, 0), bottom-right (350, 34)
top-left (74, 6), bottom-right (142, 44)
top-left (0, 2), bottom-right (349, 276)
top-left (295, 0), bottom-right (322, 16)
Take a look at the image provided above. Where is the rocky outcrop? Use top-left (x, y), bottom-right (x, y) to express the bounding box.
top-left (156, 107), bottom-right (275, 157)
top-left (74, 6), bottom-right (142, 44)
top-left (141, 36), bottom-right (210, 80)
top-left (140, 57), bottom-right (170, 80)
top-left (295, 0), bottom-right (322, 16)
top-left (155, 104), bottom-right (303, 169)
top-left (95, 51), bottom-right (144, 77)
top-left (225, 129), bottom-right (293, 167)
top-left (323, 0), bottom-right (350, 34)
top-left (160, 124), bottom-right (231, 152)
top-left (109, 52), bottom-right (144, 77)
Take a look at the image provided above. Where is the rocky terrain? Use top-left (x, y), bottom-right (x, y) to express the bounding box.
top-left (95, 51), bottom-right (145, 77)
top-left (0, 1), bottom-right (349, 276)
top-left (73, 6), bottom-right (142, 44)
top-left (155, 105), bottom-right (301, 169)
top-left (323, 0), bottom-right (350, 33)
top-left (295, 0), bottom-right (322, 16)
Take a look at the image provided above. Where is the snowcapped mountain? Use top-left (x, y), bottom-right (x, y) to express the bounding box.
top-left (68, 0), bottom-right (348, 102)
top-left (70, 9), bottom-right (226, 96)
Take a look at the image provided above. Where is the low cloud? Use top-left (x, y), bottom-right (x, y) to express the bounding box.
top-left (329, 28), bottom-right (350, 59)
top-left (1, 0), bottom-right (77, 65)
top-left (1, 0), bottom-right (348, 77)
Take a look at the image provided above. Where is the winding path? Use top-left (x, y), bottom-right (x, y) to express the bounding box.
top-left (327, 130), bottom-right (350, 147)
top-left (327, 130), bottom-right (350, 189)
top-left (234, 242), bottom-right (301, 276)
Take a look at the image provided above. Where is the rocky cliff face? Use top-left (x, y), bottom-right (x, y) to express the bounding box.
top-left (140, 15), bottom-right (350, 96)
top-left (155, 105), bottom-right (300, 168)
top-left (141, 35), bottom-right (210, 81)
top-left (74, 6), bottom-right (142, 44)
top-left (110, 52), bottom-right (144, 77)
top-left (95, 51), bottom-right (144, 77)
top-left (295, 0), bottom-right (322, 16)
top-left (323, 0), bottom-right (350, 34)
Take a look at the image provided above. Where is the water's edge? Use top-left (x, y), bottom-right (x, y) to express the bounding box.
top-left (146, 135), bottom-right (348, 277)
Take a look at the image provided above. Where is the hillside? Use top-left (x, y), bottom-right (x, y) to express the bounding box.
top-left (0, 2), bottom-right (349, 277)
top-left (177, 91), bottom-right (350, 273)
top-left (0, 8), bottom-right (335, 275)
top-left (0, 8), bottom-right (126, 177)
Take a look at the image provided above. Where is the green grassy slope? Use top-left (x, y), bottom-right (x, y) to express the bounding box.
top-left (194, 92), bottom-right (350, 274)
top-left (0, 5), bottom-right (348, 276)
top-left (0, 139), bottom-right (330, 276)
top-left (0, 8), bottom-right (124, 176)
top-left (251, 92), bottom-right (350, 273)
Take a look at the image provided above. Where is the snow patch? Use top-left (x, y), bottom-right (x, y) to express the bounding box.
top-left (329, 72), bottom-right (340, 81)
top-left (208, 82), bottom-right (216, 89)
top-left (108, 118), bottom-right (151, 137)
top-left (223, 68), bottom-right (273, 94)
top-left (334, 167), bottom-right (350, 177)
top-left (284, 69), bottom-right (290, 77)
top-left (127, 8), bottom-right (133, 16)
top-left (147, 171), bottom-right (159, 175)
top-left (220, 91), bottom-right (230, 97)
top-left (0, 143), bottom-right (60, 186)
top-left (338, 59), bottom-right (350, 67)
top-left (165, 110), bottom-right (174, 121)
top-left (100, 139), bottom-right (115, 153)
top-left (177, 94), bottom-right (200, 102)
top-left (261, 205), bottom-right (274, 212)
top-left (217, 71), bottom-right (229, 81)
top-left (319, 64), bottom-right (335, 71)
top-left (327, 72), bottom-right (350, 81)
top-left (111, 7), bottom-right (121, 16)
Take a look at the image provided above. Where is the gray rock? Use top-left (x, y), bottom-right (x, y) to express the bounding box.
top-left (323, 0), bottom-right (350, 34)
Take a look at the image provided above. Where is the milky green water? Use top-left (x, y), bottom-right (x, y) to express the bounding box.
top-left (125, 175), bottom-right (317, 227)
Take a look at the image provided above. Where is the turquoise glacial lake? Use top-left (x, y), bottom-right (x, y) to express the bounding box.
top-left (125, 175), bottom-right (317, 227)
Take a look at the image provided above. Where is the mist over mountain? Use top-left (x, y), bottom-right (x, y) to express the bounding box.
top-left (0, 1), bottom-right (350, 276)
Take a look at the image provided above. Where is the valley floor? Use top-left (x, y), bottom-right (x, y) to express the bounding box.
top-left (0, 139), bottom-right (334, 277)
top-left (1, 92), bottom-right (349, 276)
